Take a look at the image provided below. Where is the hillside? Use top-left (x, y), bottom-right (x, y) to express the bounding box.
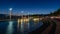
top-left (50, 9), bottom-right (60, 16)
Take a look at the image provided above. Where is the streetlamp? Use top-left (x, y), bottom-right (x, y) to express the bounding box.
top-left (9, 8), bottom-right (12, 21)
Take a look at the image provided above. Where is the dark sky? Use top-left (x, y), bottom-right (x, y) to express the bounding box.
top-left (0, 0), bottom-right (60, 15)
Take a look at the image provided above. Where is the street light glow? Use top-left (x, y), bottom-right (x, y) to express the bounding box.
top-left (9, 8), bottom-right (12, 11)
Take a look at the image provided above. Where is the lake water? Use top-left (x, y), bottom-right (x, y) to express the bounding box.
top-left (0, 20), bottom-right (43, 34)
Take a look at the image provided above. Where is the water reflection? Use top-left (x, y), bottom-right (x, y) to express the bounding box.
top-left (0, 20), bottom-right (43, 34)
top-left (18, 19), bottom-right (43, 34)
top-left (6, 21), bottom-right (14, 34)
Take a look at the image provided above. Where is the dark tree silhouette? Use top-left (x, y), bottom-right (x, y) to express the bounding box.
top-left (50, 8), bottom-right (60, 16)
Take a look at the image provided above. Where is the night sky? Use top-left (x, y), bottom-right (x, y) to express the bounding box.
top-left (0, 0), bottom-right (60, 15)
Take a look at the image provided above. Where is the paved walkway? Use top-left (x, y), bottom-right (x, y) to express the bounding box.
top-left (55, 19), bottom-right (60, 34)
top-left (42, 19), bottom-right (60, 34)
top-left (29, 19), bottom-right (60, 34)
top-left (41, 21), bottom-right (53, 34)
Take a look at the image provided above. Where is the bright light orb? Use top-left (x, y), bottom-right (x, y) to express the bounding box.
top-left (9, 8), bottom-right (12, 11)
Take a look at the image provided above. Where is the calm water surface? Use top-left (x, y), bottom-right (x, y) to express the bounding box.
top-left (0, 20), bottom-right (43, 34)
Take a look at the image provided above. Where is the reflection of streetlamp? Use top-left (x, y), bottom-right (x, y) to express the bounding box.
top-left (9, 8), bottom-right (12, 21)
top-left (6, 21), bottom-right (14, 34)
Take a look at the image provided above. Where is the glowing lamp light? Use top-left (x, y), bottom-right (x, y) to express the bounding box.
top-left (9, 8), bottom-right (12, 11)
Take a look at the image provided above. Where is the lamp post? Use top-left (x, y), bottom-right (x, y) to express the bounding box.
top-left (9, 8), bottom-right (12, 21)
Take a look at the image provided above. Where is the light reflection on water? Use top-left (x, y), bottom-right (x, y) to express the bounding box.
top-left (6, 21), bottom-right (14, 34)
top-left (0, 20), bottom-right (43, 34)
